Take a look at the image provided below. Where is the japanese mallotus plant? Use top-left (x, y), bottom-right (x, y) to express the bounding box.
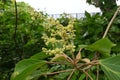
top-left (11, 7), bottom-right (120, 80)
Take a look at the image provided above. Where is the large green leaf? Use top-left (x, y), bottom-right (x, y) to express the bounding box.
top-left (86, 38), bottom-right (116, 57)
top-left (26, 64), bottom-right (49, 80)
top-left (30, 52), bottom-right (50, 60)
top-left (99, 55), bottom-right (120, 80)
top-left (11, 59), bottom-right (46, 80)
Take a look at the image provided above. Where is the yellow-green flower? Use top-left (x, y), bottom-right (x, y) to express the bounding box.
top-left (42, 16), bottom-right (76, 55)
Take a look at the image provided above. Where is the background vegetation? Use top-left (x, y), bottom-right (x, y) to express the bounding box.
top-left (0, 0), bottom-right (120, 80)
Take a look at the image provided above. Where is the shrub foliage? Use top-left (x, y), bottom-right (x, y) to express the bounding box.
top-left (0, 1), bottom-right (120, 80)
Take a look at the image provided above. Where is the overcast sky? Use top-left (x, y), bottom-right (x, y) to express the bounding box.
top-left (16, 0), bottom-right (120, 14)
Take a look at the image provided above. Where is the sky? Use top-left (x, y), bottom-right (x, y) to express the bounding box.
top-left (16, 0), bottom-right (120, 14)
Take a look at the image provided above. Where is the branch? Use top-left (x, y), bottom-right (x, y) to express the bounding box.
top-left (13, 0), bottom-right (23, 60)
top-left (13, 0), bottom-right (18, 45)
top-left (67, 69), bottom-right (75, 80)
top-left (102, 6), bottom-right (120, 38)
top-left (77, 60), bottom-right (99, 69)
top-left (96, 65), bottom-right (99, 80)
top-left (82, 70), bottom-right (93, 80)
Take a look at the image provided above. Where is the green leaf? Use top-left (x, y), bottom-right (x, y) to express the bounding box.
top-left (99, 55), bottom-right (120, 80)
top-left (86, 38), bottom-right (116, 57)
top-left (26, 70), bottom-right (43, 80)
top-left (79, 73), bottom-right (86, 80)
top-left (27, 64), bottom-right (49, 80)
top-left (49, 65), bottom-right (61, 72)
top-left (78, 45), bottom-right (87, 48)
top-left (30, 52), bottom-right (50, 60)
top-left (51, 54), bottom-right (67, 62)
top-left (11, 59), bottom-right (46, 80)
top-left (85, 11), bottom-right (91, 18)
top-left (70, 70), bottom-right (79, 80)
top-left (53, 72), bottom-right (71, 80)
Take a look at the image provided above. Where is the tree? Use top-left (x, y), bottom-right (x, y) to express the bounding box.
top-left (86, 0), bottom-right (118, 19)
top-left (0, 1), bottom-right (47, 79)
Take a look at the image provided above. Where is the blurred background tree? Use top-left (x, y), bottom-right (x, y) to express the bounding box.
top-left (0, 1), bottom-right (47, 79)
top-left (86, 0), bottom-right (118, 19)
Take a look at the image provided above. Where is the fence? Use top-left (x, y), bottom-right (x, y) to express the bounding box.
top-left (49, 12), bottom-right (101, 19)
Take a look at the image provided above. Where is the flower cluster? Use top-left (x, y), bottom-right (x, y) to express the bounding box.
top-left (42, 17), bottom-right (76, 55)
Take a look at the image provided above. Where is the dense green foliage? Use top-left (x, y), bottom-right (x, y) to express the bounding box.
top-left (0, 1), bottom-right (47, 79)
top-left (86, 0), bottom-right (118, 19)
top-left (1, 0), bottom-right (120, 80)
